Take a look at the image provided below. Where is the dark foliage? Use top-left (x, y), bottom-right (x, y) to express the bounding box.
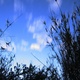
top-left (1, 1), bottom-right (80, 80)
top-left (0, 55), bottom-right (60, 80)
top-left (44, 4), bottom-right (80, 80)
top-left (0, 23), bottom-right (60, 80)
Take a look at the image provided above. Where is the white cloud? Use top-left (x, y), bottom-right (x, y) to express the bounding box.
top-left (48, 0), bottom-right (62, 11)
top-left (28, 18), bottom-right (52, 51)
top-left (20, 40), bottom-right (28, 51)
top-left (14, 0), bottom-right (24, 13)
top-left (28, 18), bottom-right (44, 33)
top-left (26, 13), bottom-right (33, 27)
top-left (17, 40), bottom-right (28, 52)
top-left (0, 40), bottom-right (6, 49)
top-left (28, 25), bottom-right (35, 33)
top-left (30, 43), bottom-right (40, 51)
top-left (0, 40), bottom-right (16, 52)
top-left (32, 33), bottom-right (52, 51)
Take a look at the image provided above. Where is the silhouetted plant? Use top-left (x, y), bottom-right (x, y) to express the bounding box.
top-left (0, 50), bottom-right (15, 80)
top-left (0, 20), bottom-right (15, 80)
top-left (44, 3), bottom-right (80, 80)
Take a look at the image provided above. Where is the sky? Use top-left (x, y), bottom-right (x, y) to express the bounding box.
top-left (0, 0), bottom-right (80, 67)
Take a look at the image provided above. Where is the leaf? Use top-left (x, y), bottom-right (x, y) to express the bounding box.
top-left (6, 42), bottom-right (11, 46)
top-left (43, 21), bottom-right (46, 25)
top-left (55, 0), bottom-right (57, 2)
top-left (1, 46), bottom-right (6, 50)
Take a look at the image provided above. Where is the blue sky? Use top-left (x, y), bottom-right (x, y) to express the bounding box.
top-left (0, 0), bottom-right (79, 67)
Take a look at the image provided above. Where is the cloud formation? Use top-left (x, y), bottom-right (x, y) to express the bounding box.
top-left (17, 39), bottom-right (28, 52)
top-left (20, 40), bottom-right (28, 51)
top-left (0, 40), bottom-right (16, 52)
top-left (30, 43), bottom-right (40, 51)
top-left (28, 18), bottom-right (52, 51)
top-left (14, 0), bottom-right (24, 14)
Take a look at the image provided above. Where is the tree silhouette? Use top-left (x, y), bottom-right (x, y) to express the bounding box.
top-left (44, 3), bottom-right (80, 80)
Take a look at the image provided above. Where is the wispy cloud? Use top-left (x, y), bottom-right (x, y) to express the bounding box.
top-left (28, 18), bottom-right (52, 51)
top-left (20, 40), bottom-right (28, 51)
top-left (28, 18), bottom-right (44, 33)
top-left (0, 40), bottom-right (16, 52)
top-left (17, 39), bottom-right (28, 52)
top-left (30, 43), bottom-right (40, 51)
top-left (14, 0), bottom-right (24, 14)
